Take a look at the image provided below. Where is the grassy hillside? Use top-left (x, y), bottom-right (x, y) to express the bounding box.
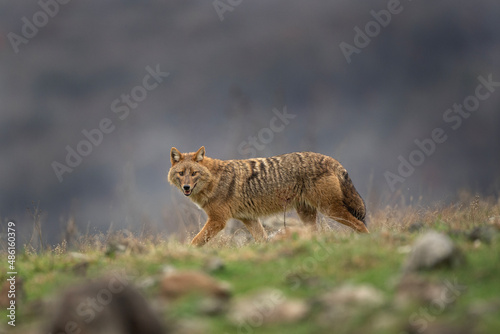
top-left (2, 196), bottom-right (500, 333)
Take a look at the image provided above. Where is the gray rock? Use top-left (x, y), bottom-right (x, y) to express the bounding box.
top-left (316, 284), bottom-right (385, 324)
top-left (46, 277), bottom-right (165, 334)
top-left (468, 226), bottom-right (495, 244)
top-left (228, 289), bottom-right (308, 326)
top-left (204, 257), bottom-right (225, 273)
top-left (403, 231), bottom-right (464, 272)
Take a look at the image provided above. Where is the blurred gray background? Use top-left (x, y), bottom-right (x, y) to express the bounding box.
top-left (1, 0), bottom-right (499, 244)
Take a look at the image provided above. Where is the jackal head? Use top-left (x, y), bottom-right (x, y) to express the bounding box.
top-left (168, 146), bottom-right (211, 197)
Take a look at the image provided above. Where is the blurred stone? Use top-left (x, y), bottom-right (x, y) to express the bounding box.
top-left (137, 276), bottom-right (156, 290)
top-left (229, 289), bottom-right (308, 326)
top-left (46, 276), bottom-right (165, 334)
top-left (161, 265), bottom-right (177, 275)
top-left (172, 319), bottom-right (209, 334)
top-left (405, 321), bottom-right (475, 334)
top-left (395, 275), bottom-right (454, 308)
top-left (397, 245), bottom-right (412, 254)
top-left (203, 257), bottom-right (225, 273)
top-left (199, 296), bottom-right (229, 315)
top-left (285, 272), bottom-right (324, 290)
top-left (69, 252), bottom-right (91, 261)
top-left (71, 261), bottom-right (90, 276)
top-left (320, 284), bottom-right (385, 308)
top-left (317, 284), bottom-right (385, 324)
top-left (160, 271), bottom-right (231, 301)
top-left (403, 231), bottom-right (464, 272)
top-left (467, 298), bottom-right (500, 318)
top-left (467, 226), bottom-right (494, 244)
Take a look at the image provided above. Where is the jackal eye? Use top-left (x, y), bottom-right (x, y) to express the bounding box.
top-left (178, 171), bottom-right (184, 176)
top-left (191, 171), bottom-right (198, 176)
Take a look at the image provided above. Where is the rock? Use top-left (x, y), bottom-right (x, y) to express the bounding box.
top-left (161, 265), bottom-right (177, 275)
top-left (160, 271), bottom-right (231, 301)
top-left (199, 296), bottom-right (229, 315)
top-left (71, 261), bottom-right (90, 276)
top-left (404, 321), bottom-right (475, 334)
top-left (137, 276), bottom-right (157, 290)
top-left (395, 275), bottom-right (458, 308)
top-left (203, 257), bottom-right (225, 273)
top-left (467, 226), bottom-right (494, 244)
top-left (316, 284), bottom-right (385, 324)
top-left (467, 298), bottom-right (500, 320)
top-left (320, 284), bottom-right (385, 308)
top-left (69, 252), bottom-right (91, 261)
top-left (46, 275), bottom-right (165, 334)
top-left (172, 319), bottom-right (209, 334)
top-left (228, 289), bottom-right (308, 326)
top-left (403, 231), bottom-right (464, 272)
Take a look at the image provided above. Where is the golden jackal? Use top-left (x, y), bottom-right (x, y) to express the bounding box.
top-left (168, 146), bottom-right (368, 246)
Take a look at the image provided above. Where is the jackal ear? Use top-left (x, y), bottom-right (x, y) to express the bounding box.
top-left (194, 146), bottom-right (205, 162)
top-left (170, 147), bottom-right (182, 165)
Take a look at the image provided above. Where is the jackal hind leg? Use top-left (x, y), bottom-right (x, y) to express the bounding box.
top-left (240, 218), bottom-right (268, 242)
top-left (296, 202), bottom-right (318, 231)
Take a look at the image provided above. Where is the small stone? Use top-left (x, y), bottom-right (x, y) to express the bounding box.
top-left (229, 289), bottom-right (308, 325)
top-left (160, 271), bottom-right (231, 301)
top-left (137, 276), bottom-right (156, 290)
top-left (71, 261), bottom-right (89, 276)
top-left (395, 274), bottom-right (453, 307)
top-left (204, 257), bottom-right (225, 273)
top-left (68, 252), bottom-right (90, 261)
top-left (316, 284), bottom-right (385, 324)
top-left (320, 284), bottom-right (385, 308)
top-left (47, 277), bottom-right (165, 334)
top-left (403, 231), bottom-right (464, 272)
top-left (468, 226), bottom-right (494, 244)
top-left (467, 298), bottom-right (500, 318)
top-left (199, 296), bottom-right (229, 315)
top-left (161, 265), bottom-right (176, 275)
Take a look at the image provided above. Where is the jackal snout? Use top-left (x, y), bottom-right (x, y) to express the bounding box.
top-left (183, 184), bottom-right (195, 196)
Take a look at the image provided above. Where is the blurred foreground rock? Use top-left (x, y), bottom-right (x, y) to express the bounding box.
top-left (46, 275), bottom-right (165, 334)
top-left (160, 270), bottom-right (231, 301)
top-left (316, 284), bottom-right (385, 324)
top-left (228, 289), bottom-right (309, 326)
top-left (403, 231), bottom-right (464, 272)
top-left (395, 274), bottom-right (465, 308)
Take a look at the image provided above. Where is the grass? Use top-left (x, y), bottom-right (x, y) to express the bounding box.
top-left (1, 195), bottom-right (500, 333)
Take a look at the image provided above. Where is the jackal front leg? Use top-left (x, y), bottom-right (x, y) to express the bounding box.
top-left (191, 218), bottom-right (227, 246)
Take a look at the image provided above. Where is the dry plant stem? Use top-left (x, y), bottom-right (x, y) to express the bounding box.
top-left (27, 201), bottom-right (44, 251)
